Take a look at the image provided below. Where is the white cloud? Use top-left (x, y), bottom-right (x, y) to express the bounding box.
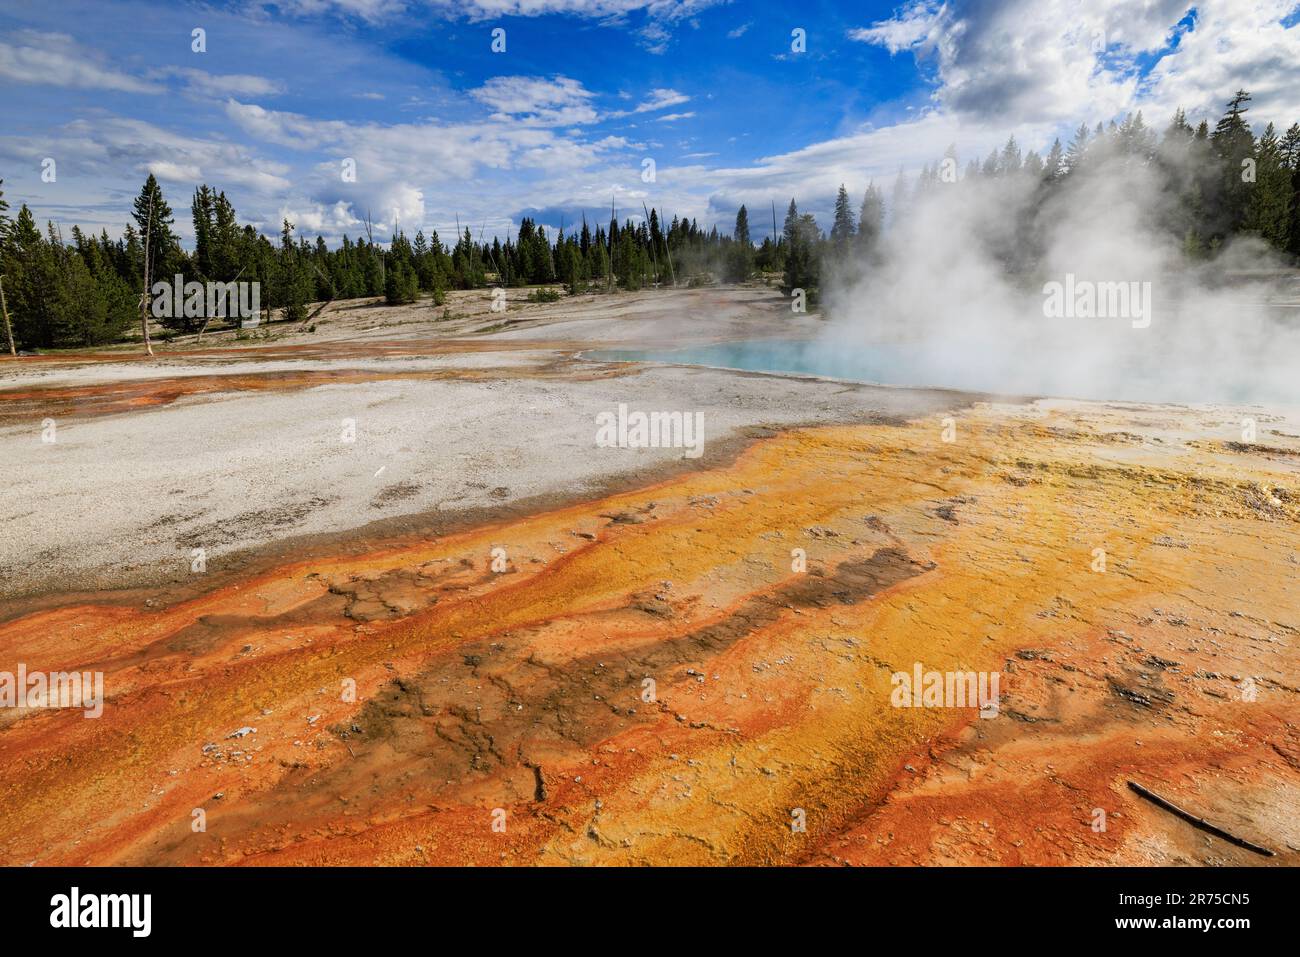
top-left (147, 161), bottom-right (203, 182)
top-left (848, 1), bottom-right (945, 54)
top-left (215, 94), bottom-right (656, 239)
top-left (470, 75), bottom-right (599, 126)
top-left (0, 30), bottom-right (159, 94)
top-left (164, 67), bottom-right (285, 99)
top-left (251, 0), bottom-right (408, 21)
top-left (656, 111), bottom-right (695, 122)
top-left (606, 87), bottom-right (691, 118)
top-left (264, 0), bottom-right (728, 52)
top-left (630, 87), bottom-right (690, 113)
top-left (0, 31), bottom-right (285, 102)
top-left (0, 113), bottom-right (295, 240)
top-left (849, 0), bottom-right (1177, 123)
top-left (274, 199), bottom-right (364, 236)
top-left (456, 0), bottom-right (725, 53)
top-left (428, 0), bottom-right (721, 22)
top-left (1141, 0), bottom-right (1300, 128)
top-left (850, 0), bottom-right (1300, 130)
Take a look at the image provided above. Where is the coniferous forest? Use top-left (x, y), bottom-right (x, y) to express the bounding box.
top-left (1, 89), bottom-right (1297, 351)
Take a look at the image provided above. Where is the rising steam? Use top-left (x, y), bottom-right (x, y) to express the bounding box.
top-left (821, 154), bottom-right (1299, 406)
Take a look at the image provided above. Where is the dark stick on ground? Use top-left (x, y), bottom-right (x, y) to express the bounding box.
top-left (1127, 780), bottom-right (1275, 857)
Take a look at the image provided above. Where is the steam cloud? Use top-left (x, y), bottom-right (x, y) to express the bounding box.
top-left (820, 154), bottom-right (1299, 406)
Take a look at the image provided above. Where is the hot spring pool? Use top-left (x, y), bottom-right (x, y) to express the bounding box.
top-left (588, 339), bottom-right (914, 387)
top-left (586, 337), bottom-right (1296, 406)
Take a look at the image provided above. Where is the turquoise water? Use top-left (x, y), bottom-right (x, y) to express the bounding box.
top-left (586, 337), bottom-right (1294, 404)
top-left (591, 340), bottom-right (897, 381)
top-left (587, 339), bottom-right (997, 394)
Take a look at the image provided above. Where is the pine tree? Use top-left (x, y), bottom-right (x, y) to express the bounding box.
top-left (588, 240), bottom-right (609, 282)
top-left (132, 174), bottom-right (176, 283)
top-left (51, 247), bottom-right (130, 346)
top-left (384, 259), bottom-right (419, 304)
top-left (191, 185), bottom-right (215, 279)
top-left (891, 169), bottom-right (911, 223)
top-left (1244, 122), bottom-right (1293, 250)
top-left (999, 136), bottom-right (1022, 175)
top-left (724, 205), bottom-right (753, 282)
top-left (6, 206), bottom-right (57, 347)
top-left (782, 199), bottom-right (799, 246)
top-left (1118, 111), bottom-right (1154, 160)
top-left (648, 208), bottom-right (665, 283)
top-left (618, 226), bottom-right (641, 290)
top-left (277, 219), bottom-right (309, 323)
top-left (1210, 89), bottom-right (1256, 239)
top-left (1280, 123), bottom-right (1300, 171)
top-left (857, 184), bottom-right (884, 256)
top-left (211, 191), bottom-right (240, 281)
top-left (413, 230), bottom-right (435, 291)
top-left (1281, 124), bottom-right (1300, 256)
top-left (564, 244), bottom-right (584, 295)
top-left (830, 185), bottom-right (856, 249)
top-left (1165, 107), bottom-right (1193, 143)
top-left (1064, 123), bottom-right (1090, 174)
top-left (782, 207), bottom-right (820, 295)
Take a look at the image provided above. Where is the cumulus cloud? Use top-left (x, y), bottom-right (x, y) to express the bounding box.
top-left (470, 75), bottom-right (599, 126)
top-left (147, 161), bottom-right (203, 182)
top-left (1141, 0), bottom-right (1300, 127)
top-left (214, 94), bottom-right (656, 239)
top-left (55, 116), bottom-right (294, 193)
top-left (850, 0), bottom-right (1300, 128)
top-left (848, 1), bottom-right (946, 54)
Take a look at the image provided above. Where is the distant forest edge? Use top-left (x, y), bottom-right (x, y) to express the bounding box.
top-left (1, 89), bottom-right (1298, 352)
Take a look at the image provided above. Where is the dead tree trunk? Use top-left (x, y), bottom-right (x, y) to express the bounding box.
top-left (302, 260), bottom-right (336, 327)
top-left (0, 274), bottom-right (15, 356)
top-left (196, 265), bottom-right (247, 344)
top-left (140, 194), bottom-right (155, 357)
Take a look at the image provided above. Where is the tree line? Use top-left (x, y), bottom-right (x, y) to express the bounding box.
top-left (0, 172), bottom-right (784, 350)
top-left (0, 88), bottom-right (1297, 352)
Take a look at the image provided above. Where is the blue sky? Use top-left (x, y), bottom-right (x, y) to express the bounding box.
top-left (2, 0), bottom-right (1299, 246)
